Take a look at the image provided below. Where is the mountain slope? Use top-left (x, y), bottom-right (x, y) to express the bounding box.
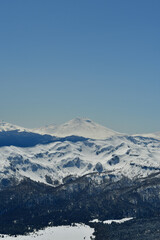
top-left (0, 121), bottom-right (29, 132)
top-left (34, 118), bottom-right (121, 139)
top-left (1, 135), bottom-right (160, 188)
top-left (1, 118), bottom-right (160, 187)
top-left (0, 121), bottom-right (58, 147)
top-left (134, 131), bottom-right (160, 140)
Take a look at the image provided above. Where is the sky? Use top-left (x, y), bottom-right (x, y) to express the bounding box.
top-left (0, 0), bottom-right (160, 134)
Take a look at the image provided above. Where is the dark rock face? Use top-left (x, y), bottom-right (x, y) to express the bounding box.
top-left (108, 155), bottom-right (120, 165)
top-left (95, 162), bottom-right (103, 172)
top-left (63, 157), bottom-right (85, 168)
top-left (45, 175), bottom-right (53, 184)
top-left (1, 172), bottom-right (160, 235)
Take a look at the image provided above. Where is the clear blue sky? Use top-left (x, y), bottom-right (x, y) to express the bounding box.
top-left (0, 0), bottom-right (160, 134)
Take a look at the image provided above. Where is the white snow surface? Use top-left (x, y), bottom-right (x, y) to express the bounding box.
top-left (34, 118), bottom-right (121, 139)
top-left (0, 121), bottom-right (31, 133)
top-left (1, 134), bottom-right (160, 186)
top-left (103, 217), bottom-right (133, 224)
top-left (1, 118), bottom-right (160, 186)
top-left (133, 132), bottom-right (160, 140)
top-left (90, 217), bottom-right (133, 224)
top-left (0, 224), bottom-right (95, 240)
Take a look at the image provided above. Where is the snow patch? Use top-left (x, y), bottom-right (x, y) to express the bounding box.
top-left (103, 217), bottom-right (133, 224)
top-left (0, 224), bottom-right (95, 240)
top-left (90, 217), bottom-right (133, 224)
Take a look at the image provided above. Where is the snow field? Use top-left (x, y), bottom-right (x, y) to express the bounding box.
top-left (0, 224), bottom-right (95, 240)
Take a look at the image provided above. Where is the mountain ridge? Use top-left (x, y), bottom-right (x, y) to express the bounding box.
top-left (1, 118), bottom-right (160, 140)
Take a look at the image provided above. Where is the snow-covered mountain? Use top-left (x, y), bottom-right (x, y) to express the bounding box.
top-left (1, 118), bottom-right (160, 237)
top-left (134, 131), bottom-right (160, 140)
top-left (1, 118), bottom-right (160, 188)
top-left (1, 134), bottom-right (160, 188)
top-left (0, 121), bottom-right (29, 132)
top-left (34, 118), bottom-right (121, 139)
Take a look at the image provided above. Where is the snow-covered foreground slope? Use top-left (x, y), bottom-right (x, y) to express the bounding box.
top-left (34, 118), bottom-right (121, 139)
top-left (1, 135), bottom-right (160, 187)
top-left (0, 224), bottom-right (95, 240)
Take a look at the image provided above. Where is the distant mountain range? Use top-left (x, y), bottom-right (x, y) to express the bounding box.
top-left (1, 118), bottom-right (160, 139)
top-left (0, 118), bottom-right (160, 187)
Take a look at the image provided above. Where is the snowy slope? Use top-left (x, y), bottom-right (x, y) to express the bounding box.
top-left (1, 118), bottom-right (160, 188)
top-left (34, 118), bottom-right (120, 139)
top-left (0, 121), bottom-right (31, 132)
top-left (133, 132), bottom-right (160, 140)
top-left (1, 135), bottom-right (160, 187)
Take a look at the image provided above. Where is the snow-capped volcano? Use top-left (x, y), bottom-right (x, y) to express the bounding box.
top-left (34, 118), bottom-right (121, 139)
